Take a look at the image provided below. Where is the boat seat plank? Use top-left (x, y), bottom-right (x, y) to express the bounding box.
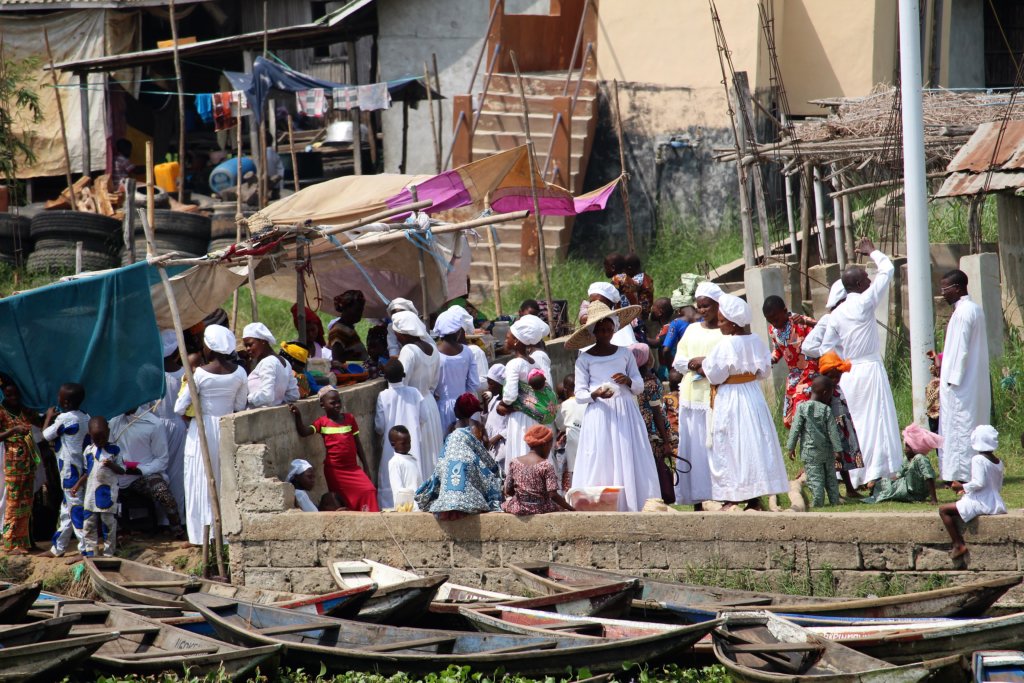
top-left (257, 622), bottom-right (342, 636)
top-left (717, 629), bottom-right (811, 674)
top-left (479, 640), bottom-right (560, 654)
top-left (114, 646), bottom-right (220, 660)
top-left (726, 643), bottom-right (824, 654)
top-left (73, 626), bottom-right (161, 636)
top-left (364, 636), bottom-right (458, 652)
top-left (120, 581), bottom-right (199, 588)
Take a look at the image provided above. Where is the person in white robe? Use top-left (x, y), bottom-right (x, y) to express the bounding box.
top-left (154, 330), bottom-right (187, 521)
top-left (583, 282), bottom-right (637, 347)
top-left (374, 359), bottom-right (429, 508)
top-left (801, 281), bottom-right (847, 360)
top-left (384, 427), bottom-right (421, 508)
top-left (392, 311), bottom-right (444, 481)
top-left (500, 315), bottom-right (554, 461)
top-left (484, 364), bottom-right (510, 472)
top-left (703, 294), bottom-right (789, 508)
top-left (110, 407), bottom-right (184, 537)
top-left (821, 239), bottom-right (902, 486)
top-left (386, 298), bottom-right (419, 358)
top-left (935, 269), bottom-right (991, 483)
top-left (242, 323), bottom-right (294, 408)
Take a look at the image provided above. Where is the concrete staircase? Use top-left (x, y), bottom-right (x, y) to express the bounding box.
top-left (463, 72), bottom-right (599, 293)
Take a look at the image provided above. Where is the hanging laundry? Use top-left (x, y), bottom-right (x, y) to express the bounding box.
top-left (332, 87), bottom-right (358, 111)
top-left (213, 92), bottom-right (237, 131)
top-left (296, 88), bottom-right (327, 117)
top-left (230, 90), bottom-right (249, 112)
top-left (195, 94), bottom-right (214, 124)
top-left (356, 82), bottom-right (391, 111)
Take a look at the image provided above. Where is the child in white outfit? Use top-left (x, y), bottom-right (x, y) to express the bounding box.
top-left (374, 360), bottom-right (428, 509)
top-left (41, 383), bottom-right (90, 557)
top-left (386, 426), bottom-right (421, 509)
top-left (484, 364), bottom-right (509, 474)
top-left (79, 417), bottom-right (125, 557)
top-left (939, 424), bottom-right (1006, 560)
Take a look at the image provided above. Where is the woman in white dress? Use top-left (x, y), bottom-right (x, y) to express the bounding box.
top-left (702, 294), bottom-right (789, 510)
top-left (499, 315), bottom-right (554, 461)
top-left (568, 301), bottom-right (661, 512)
top-left (392, 311), bottom-right (444, 482)
top-left (242, 322), bottom-right (295, 408)
top-left (432, 309), bottom-right (481, 433)
top-left (174, 324), bottom-right (248, 545)
top-left (671, 282), bottom-right (724, 508)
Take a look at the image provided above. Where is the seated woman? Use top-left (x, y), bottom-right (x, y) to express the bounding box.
top-left (864, 423), bottom-right (941, 504)
top-left (415, 419), bottom-right (502, 521)
top-left (502, 425), bottom-right (573, 516)
top-left (286, 459), bottom-right (319, 512)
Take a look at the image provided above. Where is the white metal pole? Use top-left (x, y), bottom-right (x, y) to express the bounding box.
top-left (812, 166), bottom-right (829, 262)
top-left (898, 0), bottom-right (935, 424)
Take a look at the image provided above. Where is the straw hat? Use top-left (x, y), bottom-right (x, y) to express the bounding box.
top-left (565, 300), bottom-right (641, 351)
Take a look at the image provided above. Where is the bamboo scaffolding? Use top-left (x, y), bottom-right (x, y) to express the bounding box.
top-left (43, 30), bottom-right (77, 211)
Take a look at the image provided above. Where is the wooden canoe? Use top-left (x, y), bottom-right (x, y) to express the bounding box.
top-left (511, 561), bottom-right (1023, 619)
top-left (0, 632), bottom-right (118, 682)
top-left (52, 601), bottom-right (280, 681)
top-left (0, 614), bottom-right (80, 647)
top-left (329, 559), bottom-right (448, 624)
top-left (971, 650), bottom-right (1024, 683)
top-left (0, 582), bottom-right (42, 624)
top-left (85, 557), bottom-right (376, 617)
top-left (184, 592), bottom-right (687, 676)
top-left (712, 612), bottom-right (965, 683)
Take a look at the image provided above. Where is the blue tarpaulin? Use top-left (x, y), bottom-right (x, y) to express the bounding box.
top-left (0, 262), bottom-right (164, 418)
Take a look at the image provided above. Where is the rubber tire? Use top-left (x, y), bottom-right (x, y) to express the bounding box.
top-left (151, 210), bottom-right (211, 241)
top-left (30, 211), bottom-right (122, 254)
top-left (34, 237), bottom-right (115, 255)
top-left (132, 231), bottom-right (208, 256)
top-left (26, 247), bottom-right (116, 275)
top-left (0, 215), bottom-right (31, 243)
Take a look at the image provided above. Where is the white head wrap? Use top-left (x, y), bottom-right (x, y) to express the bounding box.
top-left (487, 363), bottom-right (506, 384)
top-left (431, 308), bottom-right (463, 337)
top-left (160, 329), bottom-right (179, 357)
top-left (447, 305), bottom-right (475, 335)
top-left (695, 281), bottom-right (724, 302)
top-left (827, 280), bottom-right (848, 310)
top-left (287, 459), bottom-right (313, 482)
top-left (510, 314), bottom-right (550, 346)
top-left (588, 282), bottom-right (620, 304)
top-left (391, 311), bottom-right (430, 340)
top-left (204, 324), bottom-right (236, 355)
top-left (242, 322), bottom-right (277, 346)
top-left (971, 425), bottom-right (999, 452)
top-left (718, 293), bottom-right (752, 326)
top-left (388, 298), bottom-right (418, 316)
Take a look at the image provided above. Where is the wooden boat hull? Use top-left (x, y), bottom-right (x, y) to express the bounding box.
top-left (0, 614), bottom-right (80, 647)
top-left (0, 582), bottom-right (43, 624)
top-left (0, 632), bottom-right (117, 682)
top-left (431, 581), bottom-right (638, 621)
top-left (972, 650), bottom-right (1024, 683)
top-left (357, 574), bottom-right (448, 624)
top-left (185, 593), bottom-right (689, 676)
top-left (512, 562), bottom-right (1022, 619)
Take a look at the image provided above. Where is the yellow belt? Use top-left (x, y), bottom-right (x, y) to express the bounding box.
top-left (709, 372), bottom-right (758, 409)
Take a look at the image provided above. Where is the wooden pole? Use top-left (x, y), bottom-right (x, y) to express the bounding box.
top-left (510, 51), bottom-right (555, 336)
top-left (431, 52), bottom-right (443, 155)
top-left (257, 120), bottom-right (268, 208)
top-left (77, 72), bottom-right (90, 177)
top-left (144, 140), bottom-right (226, 578)
top-left (74, 241), bottom-right (83, 274)
top-left (201, 524), bottom-right (210, 578)
top-left (124, 178), bottom-right (137, 263)
top-left (812, 165), bottom-right (830, 261)
top-left (484, 196), bottom-right (503, 317)
top-left (733, 72), bottom-right (772, 262)
top-left (612, 80), bottom-right (636, 254)
top-left (231, 120), bottom-right (243, 333)
top-left (296, 240), bottom-right (307, 347)
top-left (424, 62), bottom-right (441, 173)
top-left (831, 164), bottom-right (847, 269)
top-left (43, 29), bottom-right (77, 211)
top-left (410, 186), bottom-right (430, 322)
top-left (169, 0), bottom-right (186, 203)
top-left (286, 115), bottom-right (300, 193)
top-left (400, 101), bottom-right (409, 174)
top-left (799, 162), bottom-right (813, 300)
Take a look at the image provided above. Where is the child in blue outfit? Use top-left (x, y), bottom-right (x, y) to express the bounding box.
top-left (41, 383), bottom-right (89, 557)
top-left (77, 416), bottom-right (125, 558)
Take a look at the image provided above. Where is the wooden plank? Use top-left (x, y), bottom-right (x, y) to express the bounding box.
top-left (479, 640), bottom-right (559, 654)
top-left (726, 643), bottom-right (823, 654)
top-left (364, 636), bottom-right (458, 653)
top-left (73, 626), bottom-right (161, 636)
top-left (120, 581), bottom-right (197, 589)
top-left (257, 622), bottom-right (341, 636)
top-left (115, 646), bottom-right (220, 660)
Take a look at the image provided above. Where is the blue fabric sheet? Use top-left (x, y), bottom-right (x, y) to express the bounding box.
top-left (0, 262), bottom-right (164, 418)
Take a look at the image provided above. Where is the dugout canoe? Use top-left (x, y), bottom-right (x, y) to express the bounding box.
top-left (0, 582), bottom-right (43, 623)
top-left (185, 592), bottom-right (684, 676)
top-left (85, 557), bottom-right (376, 617)
top-left (511, 561), bottom-right (1022, 619)
top-left (971, 650), bottom-right (1024, 683)
top-left (712, 612), bottom-right (965, 683)
top-left (0, 614), bottom-right (80, 647)
top-left (329, 559), bottom-right (449, 624)
top-left (0, 632), bottom-right (118, 682)
top-left (57, 602), bottom-right (280, 681)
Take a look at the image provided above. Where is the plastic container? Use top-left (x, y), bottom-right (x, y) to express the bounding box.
top-left (567, 487), bottom-right (623, 512)
top-left (208, 157), bottom-right (257, 195)
top-left (326, 120), bottom-right (353, 143)
top-left (154, 161), bottom-right (180, 193)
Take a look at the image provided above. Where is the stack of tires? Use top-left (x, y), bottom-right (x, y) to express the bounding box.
top-left (208, 202), bottom-right (250, 253)
top-left (0, 215), bottom-right (32, 268)
top-left (121, 210), bottom-right (211, 265)
top-left (27, 211), bottom-right (122, 274)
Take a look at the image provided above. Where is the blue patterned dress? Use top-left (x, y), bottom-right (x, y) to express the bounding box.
top-left (415, 428), bottom-right (502, 515)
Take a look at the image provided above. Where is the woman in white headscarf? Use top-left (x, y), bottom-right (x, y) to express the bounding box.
top-left (499, 314), bottom-right (555, 461)
top-left (392, 311), bottom-right (444, 481)
top-left (702, 294), bottom-right (788, 510)
top-left (242, 322), bottom-right (295, 408)
top-left (386, 298), bottom-right (419, 358)
top-left (174, 324), bottom-right (248, 545)
top-left (432, 308), bottom-right (481, 433)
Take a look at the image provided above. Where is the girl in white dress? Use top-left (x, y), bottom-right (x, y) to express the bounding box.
top-left (499, 315), bottom-right (554, 461)
top-left (567, 301), bottom-right (660, 512)
top-left (242, 322), bottom-right (295, 408)
top-left (392, 311), bottom-right (444, 482)
top-left (174, 325), bottom-right (248, 545)
top-left (703, 294), bottom-right (789, 510)
top-left (671, 282), bottom-right (725, 508)
top-left (940, 424), bottom-right (1007, 559)
top-left (432, 309), bottom-right (481, 433)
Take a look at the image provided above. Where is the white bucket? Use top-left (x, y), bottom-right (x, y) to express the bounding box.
top-left (326, 121), bottom-right (354, 143)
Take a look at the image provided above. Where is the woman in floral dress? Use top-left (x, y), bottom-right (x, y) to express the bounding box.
top-left (502, 425), bottom-right (573, 515)
top-left (763, 297), bottom-right (818, 428)
top-left (0, 381), bottom-right (40, 554)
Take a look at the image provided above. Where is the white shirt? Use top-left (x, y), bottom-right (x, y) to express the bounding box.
top-left (294, 489), bottom-right (318, 512)
top-left (388, 452), bottom-right (421, 499)
top-left (801, 312), bottom-right (843, 359)
top-left (110, 410), bottom-right (170, 488)
top-left (826, 250), bottom-right (893, 361)
top-left (247, 355), bottom-right (292, 408)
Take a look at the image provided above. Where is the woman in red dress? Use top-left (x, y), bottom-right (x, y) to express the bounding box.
top-left (290, 387), bottom-right (379, 511)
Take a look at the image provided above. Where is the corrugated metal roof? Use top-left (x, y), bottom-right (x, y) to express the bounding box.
top-left (0, 0), bottom-right (209, 8)
top-left (936, 120), bottom-right (1024, 197)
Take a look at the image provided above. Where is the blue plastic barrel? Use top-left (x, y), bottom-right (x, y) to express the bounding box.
top-left (209, 157), bottom-right (257, 194)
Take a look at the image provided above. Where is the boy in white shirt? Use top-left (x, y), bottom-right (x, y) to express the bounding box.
top-left (374, 360), bottom-right (427, 509)
top-left (939, 424), bottom-right (1007, 560)
top-left (386, 426), bottom-right (420, 509)
top-left (77, 417), bottom-right (126, 557)
top-left (41, 383), bottom-right (90, 557)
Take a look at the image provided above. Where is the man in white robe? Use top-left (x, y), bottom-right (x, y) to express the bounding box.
top-left (935, 269), bottom-right (991, 483)
top-left (824, 238), bottom-right (902, 487)
top-left (110, 407), bottom-right (184, 537)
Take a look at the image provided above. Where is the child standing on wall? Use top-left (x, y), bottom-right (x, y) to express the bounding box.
top-left (42, 383), bottom-right (90, 558)
top-left (940, 425), bottom-right (1007, 560)
top-left (786, 375), bottom-right (844, 508)
top-left (291, 387), bottom-right (379, 512)
top-left (78, 417), bottom-right (125, 557)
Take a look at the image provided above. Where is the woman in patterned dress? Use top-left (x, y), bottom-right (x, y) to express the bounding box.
top-left (0, 381), bottom-right (40, 554)
top-left (502, 425), bottom-right (572, 515)
top-left (762, 296), bottom-right (818, 429)
top-left (416, 420), bottom-right (503, 521)
top-left (818, 351), bottom-right (865, 498)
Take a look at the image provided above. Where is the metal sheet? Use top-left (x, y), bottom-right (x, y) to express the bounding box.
top-left (946, 120), bottom-right (1024, 172)
top-left (934, 171), bottom-right (1024, 197)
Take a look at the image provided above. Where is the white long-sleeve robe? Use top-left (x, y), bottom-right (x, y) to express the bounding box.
top-left (939, 295), bottom-right (991, 482)
top-left (801, 312), bottom-right (843, 359)
top-left (374, 381), bottom-right (429, 508)
top-left (825, 250), bottom-right (902, 486)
